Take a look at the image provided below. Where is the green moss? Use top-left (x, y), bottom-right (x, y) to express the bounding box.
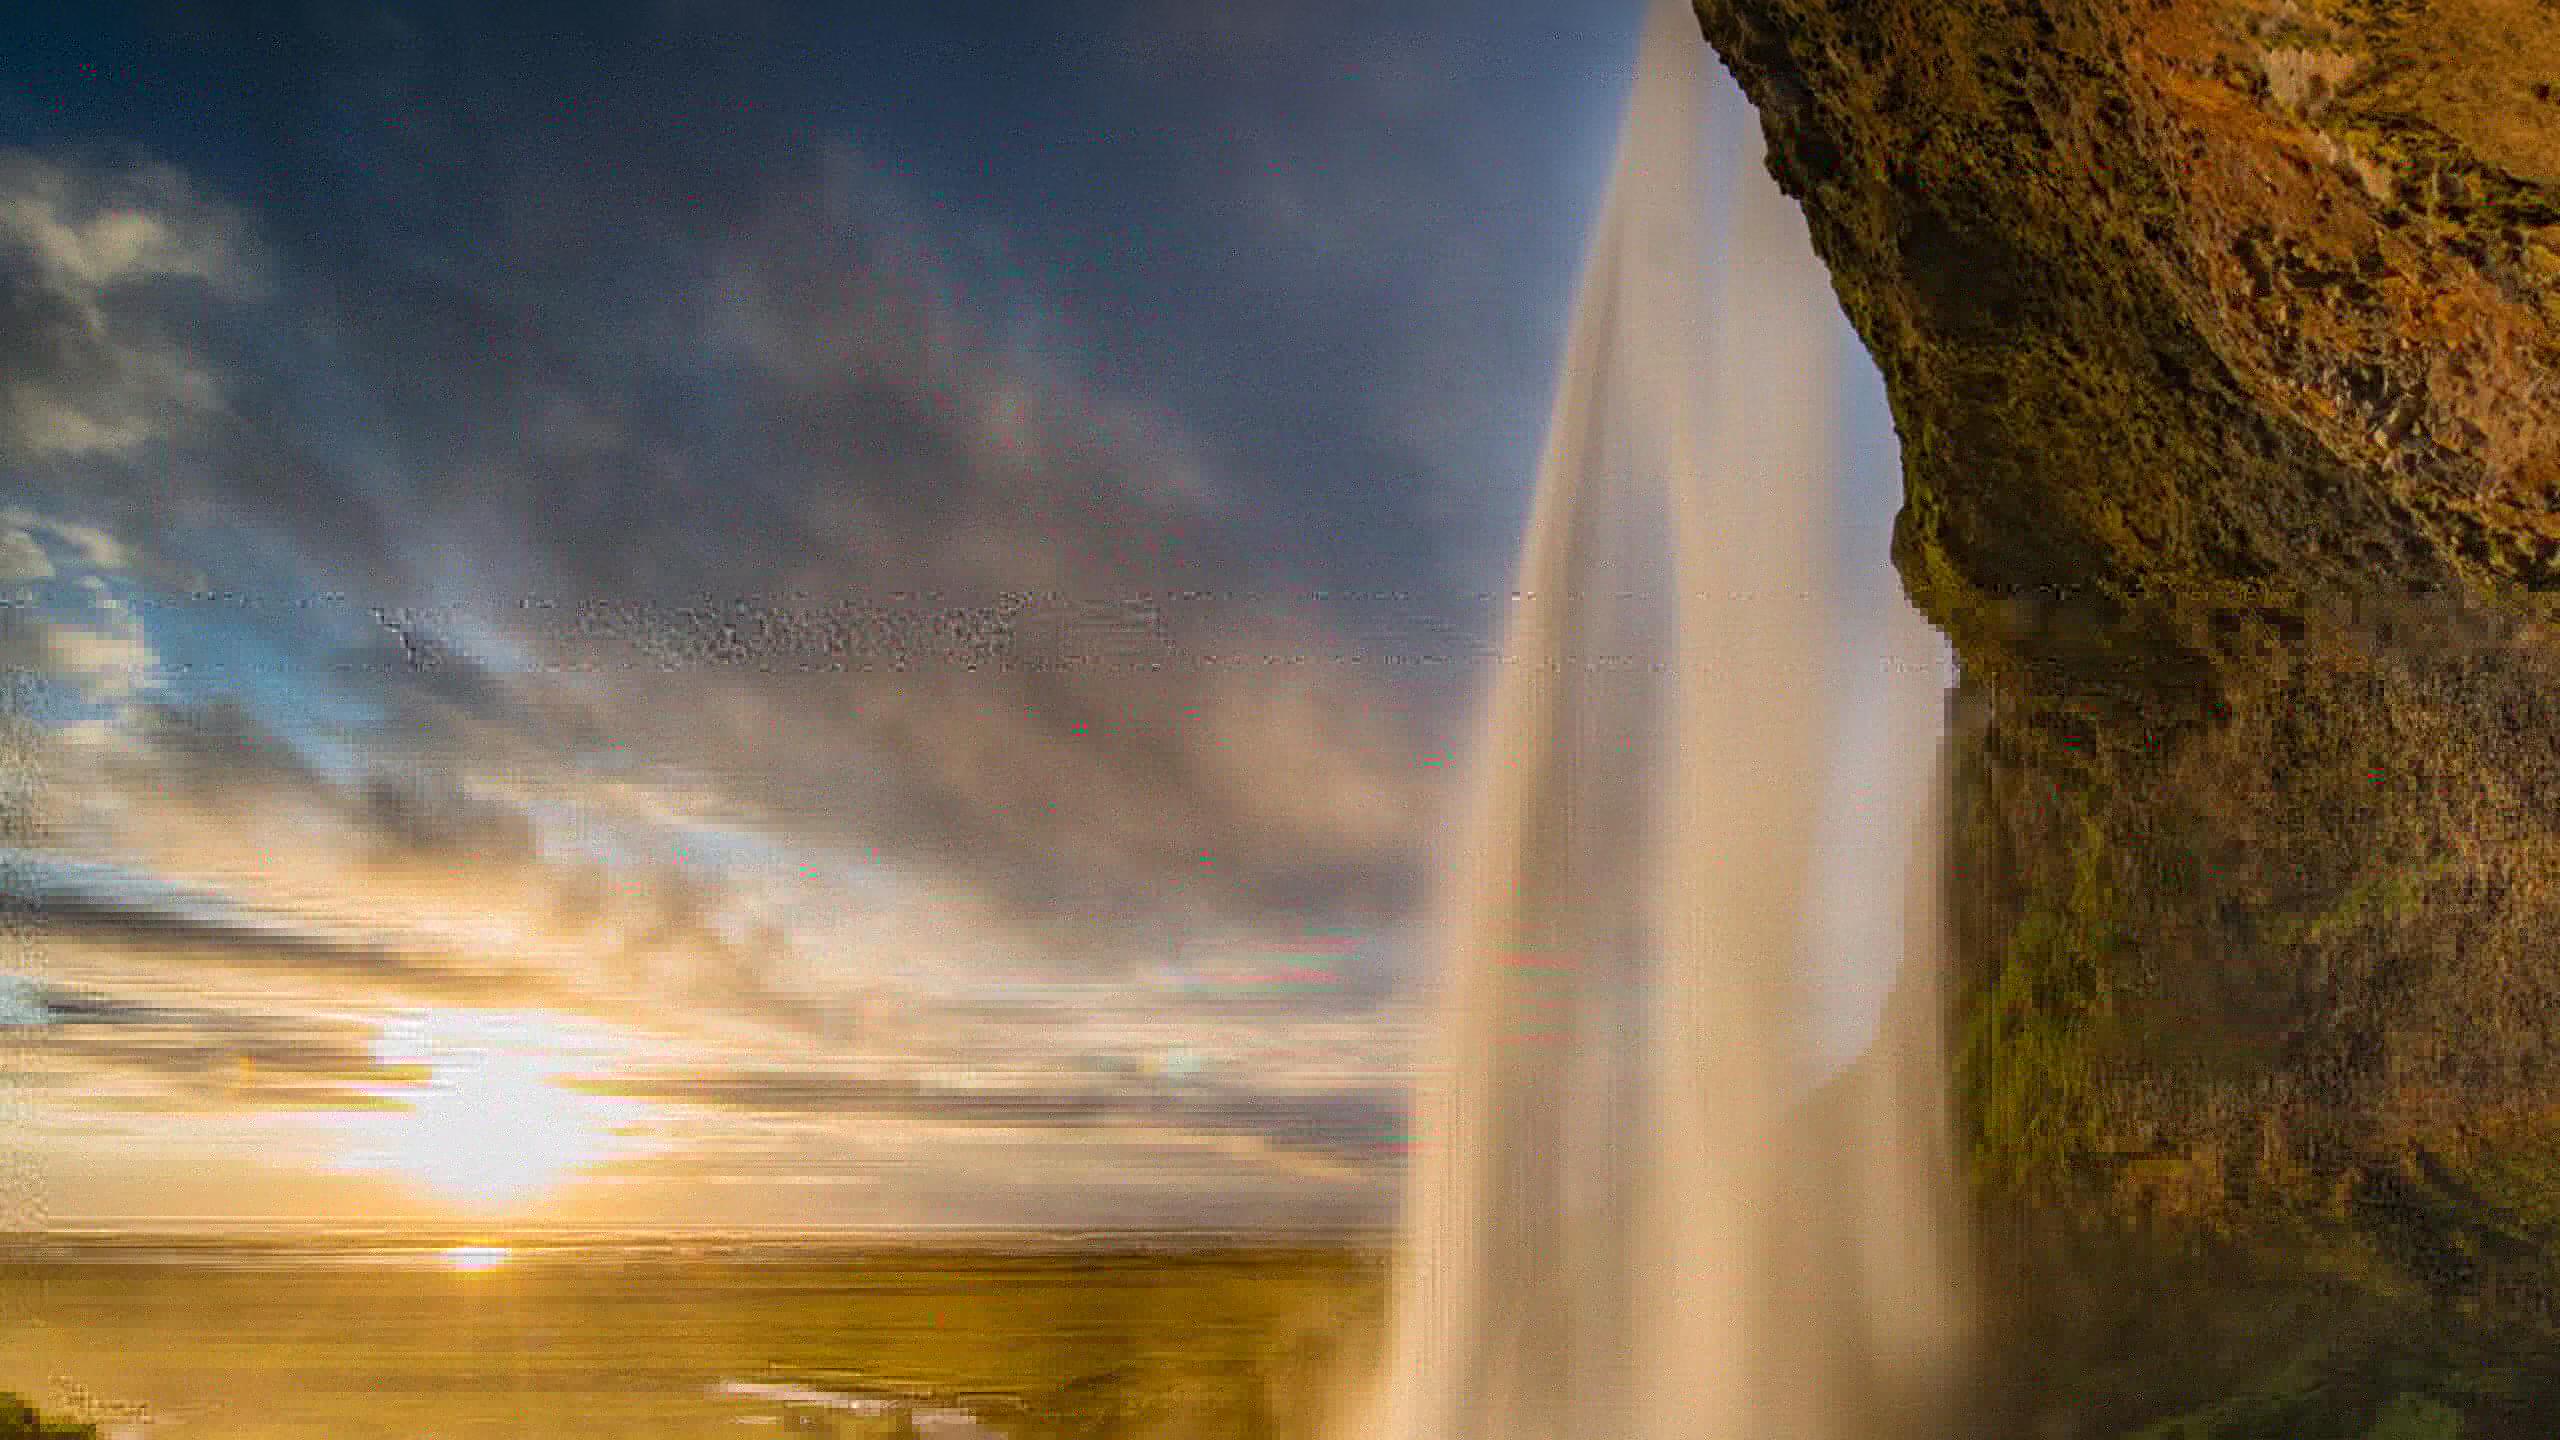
top-left (1959, 813), bottom-right (2121, 1199)
top-left (2119, 1337), bottom-right (2331, 1440)
top-left (2365, 1394), bottom-right (2466, 1440)
top-left (2452, 1124), bottom-right (2560, 1242)
top-left (2264, 857), bottom-right (2451, 948)
top-left (2118, 1378), bottom-right (2466, 1440)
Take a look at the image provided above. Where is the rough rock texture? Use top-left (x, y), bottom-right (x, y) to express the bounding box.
top-left (1691, 0), bottom-right (2560, 1432)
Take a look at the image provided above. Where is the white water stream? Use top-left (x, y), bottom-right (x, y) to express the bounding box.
top-left (1343, 5), bottom-right (1970, 1436)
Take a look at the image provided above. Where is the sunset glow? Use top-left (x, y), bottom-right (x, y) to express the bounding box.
top-left (327, 1009), bottom-right (651, 1214)
top-left (438, 1245), bottom-right (512, 1272)
top-left (0, 0), bottom-right (1910, 1240)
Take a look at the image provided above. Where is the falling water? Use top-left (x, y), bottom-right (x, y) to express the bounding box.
top-left (1342, 3), bottom-right (1969, 1438)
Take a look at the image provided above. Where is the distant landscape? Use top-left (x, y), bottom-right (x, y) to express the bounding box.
top-left (0, 1233), bottom-right (1388, 1440)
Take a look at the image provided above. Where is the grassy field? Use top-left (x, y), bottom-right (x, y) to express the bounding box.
top-left (0, 1240), bottom-right (1390, 1440)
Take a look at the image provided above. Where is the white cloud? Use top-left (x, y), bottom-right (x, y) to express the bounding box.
top-left (0, 582), bottom-right (160, 703)
top-left (0, 154), bottom-right (240, 294)
top-left (0, 151), bottom-right (250, 459)
top-left (2, 510), bottom-right (130, 571)
top-left (0, 528), bottom-right (51, 584)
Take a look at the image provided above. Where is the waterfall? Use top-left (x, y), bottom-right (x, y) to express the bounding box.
top-left (1341, 3), bottom-right (1969, 1436)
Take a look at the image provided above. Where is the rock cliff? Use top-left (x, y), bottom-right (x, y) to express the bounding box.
top-left (1692, 0), bottom-right (2560, 1432)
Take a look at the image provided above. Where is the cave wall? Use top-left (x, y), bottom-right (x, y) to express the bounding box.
top-left (1688, 0), bottom-right (2560, 1430)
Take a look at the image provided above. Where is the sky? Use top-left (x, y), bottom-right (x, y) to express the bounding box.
top-left (0, 0), bottom-right (1926, 1232)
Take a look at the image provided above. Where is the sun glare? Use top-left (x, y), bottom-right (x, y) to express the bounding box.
top-left (439, 1244), bottom-right (513, 1272)
top-left (330, 1009), bottom-right (654, 1213)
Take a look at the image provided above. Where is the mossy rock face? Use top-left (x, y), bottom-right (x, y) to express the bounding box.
top-left (1687, 0), bottom-right (2560, 1432)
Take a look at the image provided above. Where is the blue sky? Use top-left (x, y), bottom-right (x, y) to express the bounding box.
top-left (0, 0), bottom-right (1923, 1229)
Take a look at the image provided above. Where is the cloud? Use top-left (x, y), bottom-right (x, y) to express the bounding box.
top-left (0, 583), bottom-right (161, 703)
top-left (42, 698), bottom-right (826, 1037)
top-left (0, 148), bottom-right (248, 461)
top-left (350, 769), bottom-right (538, 869)
top-left (0, 163), bottom-right (236, 291)
top-left (569, 1058), bottom-right (1407, 1176)
top-left (42, 517), bottom-right (129, 572)
top-left (14, 855), bottom-right (576, 1010)
top-left (122, 694), bottom-right (327, 805)
top-left (0, 9), bottom-right (1547, 1229)
top-left (0, 973), bottom-right (47, 1027)
top-left (0, 526), bottom-right (51, 584)
top-left (12, 982), bottom-right (426, 1116)
top-left (1, 126), bottom-right (1436, 971)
